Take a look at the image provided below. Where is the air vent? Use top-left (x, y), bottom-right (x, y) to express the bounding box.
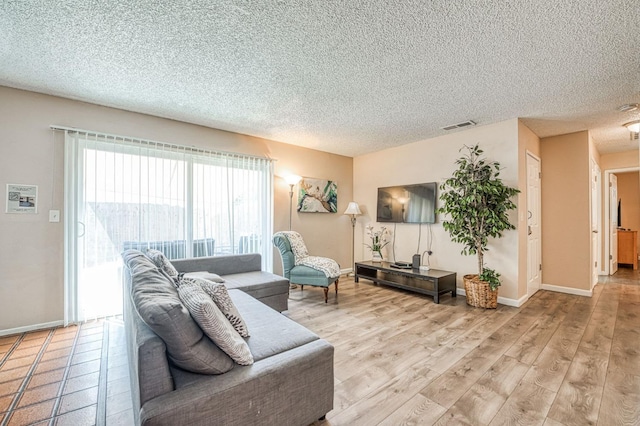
top-left (441, 120), bottom-right (476, 131)
top-left (631, 132), bottom-right (639, 141)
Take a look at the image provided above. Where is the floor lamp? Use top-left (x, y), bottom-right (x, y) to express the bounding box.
top-left (285, 175), bottom-right (301, 289)
top-left (344, 202), bottom-right (362, 276)
top-left (285, 175), bottom-right (301, 230)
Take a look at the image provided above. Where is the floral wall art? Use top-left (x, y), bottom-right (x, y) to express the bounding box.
top-left (297, 177), bottom-right (337, 213)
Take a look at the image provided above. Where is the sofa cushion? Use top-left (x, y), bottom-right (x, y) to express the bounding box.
top-left (181, 276), bottom-right (249, 337)
top-left (223, 271), bottom-right (290, 300)
top-left (177, 280), bottom-right (253, 365)
top-left (183, 271), bottom-right (225, 283)
top-left (228, 290), bottom-right (319, 362)
top-left (122, 250), bottom-right (234, 374)
top-left (145, 249), bottom-right (179, 280)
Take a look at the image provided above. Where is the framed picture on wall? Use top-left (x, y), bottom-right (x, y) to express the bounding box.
top-left (297, 177), bottom-right (337, 213)
top-left (6, 184), bottom-right (38, 214)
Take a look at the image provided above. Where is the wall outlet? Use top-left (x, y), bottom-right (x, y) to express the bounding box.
top-left (49, 210), bottom-right (60, 222)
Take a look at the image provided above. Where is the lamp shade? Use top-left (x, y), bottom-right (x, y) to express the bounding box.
top-left (344, 202), bottom-right (362, 215)
top-left (624, 120), bottom-right (640, 133)
top-left (284, 174), bottom-right (302, 186)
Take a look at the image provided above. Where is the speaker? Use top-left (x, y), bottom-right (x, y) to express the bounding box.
top-left (412, 254), bottom-right (421, 269)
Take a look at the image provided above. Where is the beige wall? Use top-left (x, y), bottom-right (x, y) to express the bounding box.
top-left (540, 131), bottom-right (591, 290)
top-left (616, 172), bottom-right (640, 249)
top-left (600, 150), bottom-right (640, 170)
top-left (0, 86), bottom-right (353, 333)
top-left (517, 121), bottom-right (541, 298)
top-left (354, 119), bottom-right (522, 302)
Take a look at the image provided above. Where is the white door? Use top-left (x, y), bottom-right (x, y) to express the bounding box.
top-left (610, 173), bottom-right (618, 274)
top-left (590, 160), bottom-right (601, 288)
top-left (527, 153), bottom-right (542, 297)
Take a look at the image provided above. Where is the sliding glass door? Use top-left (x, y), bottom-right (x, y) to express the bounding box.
top-left (63, 130), bottom-right (273, 324)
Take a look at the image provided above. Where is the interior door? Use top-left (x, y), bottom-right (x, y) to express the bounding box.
top-left (590, 160), bottom-right (601, 288)
top-left (610, 173), bottom-right (618, 274)
top-left (527, 153), bottom-right (542, 297)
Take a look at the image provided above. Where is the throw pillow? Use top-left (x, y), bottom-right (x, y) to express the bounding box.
top-left (177, 280), bottom-right (253, 365)
top-left (122, 249), bottom-right (234, 374)
top-left (145, 249), bottom-right (179, 280)
top-left (181, 276), bottom-right (249, 337)
top-left (183, 271), bottom-right (225, 283)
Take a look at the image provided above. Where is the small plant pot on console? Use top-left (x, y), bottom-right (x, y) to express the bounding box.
top-left (463, 274), bottom-right (498, 309)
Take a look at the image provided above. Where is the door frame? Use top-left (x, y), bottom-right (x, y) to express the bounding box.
top-left (603, 166), bottom-right (639, 275)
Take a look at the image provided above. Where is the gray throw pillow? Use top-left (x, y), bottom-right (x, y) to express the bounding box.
top-left (122, 250), bottom-right (234, 374)
top-left (145, 249), bottom-right (179, 280)
top-left (177, 280), bottom-right (254, 365)
top-left (183, 271), bottom-right (225, 283)
top-left (181, 276), bottom-right (249, 337)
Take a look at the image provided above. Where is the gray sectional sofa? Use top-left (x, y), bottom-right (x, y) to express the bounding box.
top-left (122, 250), bottom-right (334, 425)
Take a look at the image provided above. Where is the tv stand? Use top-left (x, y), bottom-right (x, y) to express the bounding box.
top-left (355, 261), bottom-right (456, 304)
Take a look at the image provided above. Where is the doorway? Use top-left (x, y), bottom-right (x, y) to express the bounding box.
top-left (526, 152), bottom-right (542, 297)
top-left (604, 167), bottom-right (640, 275)
top-left (590, 159), bottom-right (601, 288)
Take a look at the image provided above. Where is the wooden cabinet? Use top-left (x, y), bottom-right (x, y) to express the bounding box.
top-left (618, 230), bottom-right (638, 270)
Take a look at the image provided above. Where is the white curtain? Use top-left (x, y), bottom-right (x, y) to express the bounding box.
top-left (62, 129), bottom-right (273, 324)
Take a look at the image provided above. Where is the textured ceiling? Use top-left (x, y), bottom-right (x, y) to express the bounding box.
top-left (1, 0), bottom-right (639, 157)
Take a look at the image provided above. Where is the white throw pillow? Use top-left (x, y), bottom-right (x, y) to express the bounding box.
top-left (145, 249), bottom-right (179, 280)
top-left (177, 280), bottom-right (253, 365)
top-left (181, 276), bottom-right (249, 337)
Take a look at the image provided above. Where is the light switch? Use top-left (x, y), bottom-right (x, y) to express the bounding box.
top-left (49, 210), bottom-right (60, 222)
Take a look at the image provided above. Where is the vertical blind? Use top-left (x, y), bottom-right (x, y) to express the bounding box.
top-left (61, 128), bottom-right (274, 323)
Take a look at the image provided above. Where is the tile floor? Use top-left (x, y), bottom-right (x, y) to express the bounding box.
top-left (0, 319), bottom-right (132, 426)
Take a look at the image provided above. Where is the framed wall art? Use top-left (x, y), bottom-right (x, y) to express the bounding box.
top-left (6, 184), bottom-right (38, 214)
top-left (297, 177), bottom-right (337, 213)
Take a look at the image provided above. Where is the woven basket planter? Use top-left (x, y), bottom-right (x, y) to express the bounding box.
top-left (463, 274), bottom-right (498, 309)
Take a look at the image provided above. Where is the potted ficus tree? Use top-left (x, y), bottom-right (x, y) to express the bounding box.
top-left (438, 144), bottom-right (519, 308)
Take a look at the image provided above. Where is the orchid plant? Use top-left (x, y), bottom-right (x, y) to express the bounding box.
top-left (364, 224), bottom-right (390, 255)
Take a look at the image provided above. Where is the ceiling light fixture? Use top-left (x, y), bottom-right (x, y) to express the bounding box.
top-left (623, 120), bottom-right (640, 133)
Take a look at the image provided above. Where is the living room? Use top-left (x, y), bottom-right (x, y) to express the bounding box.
top-left (1, 1), bottom-right (640, 425)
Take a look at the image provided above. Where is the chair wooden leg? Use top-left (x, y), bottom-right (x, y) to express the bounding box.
top-left (300, 285), bottom-right (304, 291)
top-left (323, 287), bottom-right (328, 303)
top-left (335, 279), bottom-right (339, 295)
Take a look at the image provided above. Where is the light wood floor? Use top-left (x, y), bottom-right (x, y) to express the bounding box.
top-left (1, 269), bottom-right (638, 425)
top-left (287, 268), bottom-right (640, 426)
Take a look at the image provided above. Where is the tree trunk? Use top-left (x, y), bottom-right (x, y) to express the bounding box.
top-left (477, 249), bottom-right (484, 275)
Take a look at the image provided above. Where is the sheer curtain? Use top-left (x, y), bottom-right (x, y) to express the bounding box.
top-left (61, 128), bottom-right (273, 324)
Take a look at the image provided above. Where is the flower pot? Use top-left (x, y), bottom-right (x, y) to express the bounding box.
top-left (463, 274), bottom-right (498, 308)
top-left (372, 251), bottom-right (383, 263)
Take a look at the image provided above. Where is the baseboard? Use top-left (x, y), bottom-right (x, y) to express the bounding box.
top-left (341, 268), bottom-right (352, 276)
top-left (456, 288), bottom-right (526, 307)
top-left (0, 320), bottom-right (64, 337)
top-left (541, 283), bottom-right (593, 297)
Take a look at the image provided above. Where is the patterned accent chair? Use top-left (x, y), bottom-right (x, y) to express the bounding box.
top-left (272, 232), bottom-right (340, 303)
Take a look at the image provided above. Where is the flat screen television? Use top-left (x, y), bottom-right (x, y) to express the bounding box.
top-left (376, 182), bottom-right (437, 224)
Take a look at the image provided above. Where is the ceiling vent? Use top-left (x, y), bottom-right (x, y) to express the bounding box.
top-left (441, 120), bottom-right (476, 131)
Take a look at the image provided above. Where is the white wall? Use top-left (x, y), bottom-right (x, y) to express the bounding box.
top-left (353, 119), bottom-right (521, 301)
